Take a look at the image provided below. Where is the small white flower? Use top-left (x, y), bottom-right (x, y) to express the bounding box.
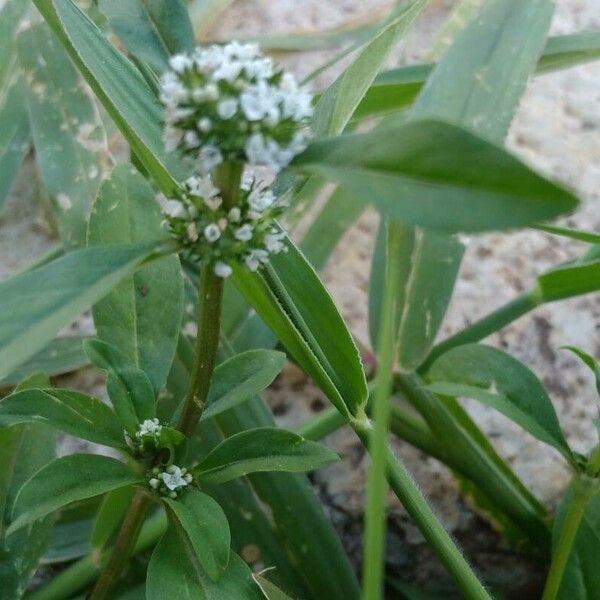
top-left (214, 261), bottom-right (233, 278)
top-left (163, 199), bottom-right (187, 218)
top-left (228, 207), bottom-right (241, 222)
top-left (217, 98), bottom-right (238, 119)
top-left (244, 249), bottom-right (269, 271)
top-left (186, 174), bottom-right (219, 199)
top-left (169, 54), bottom-right (193, 73)
top-left (234, 224), bottom-right (254, 241)
top-left (264, 231), bottom-right (286, 253)
top-left (149, 478), bottom-right (160, 489)
top-left (213, 59), bottom-right (244, 83)
top-left (198, 117), bottom-right (212, 132)
top-left (159, 465), bottom-right (189, 491)
top-left (183, 130), bottom-right (200, 148)
top-left (204, 223), bottom-right (221, 242)
top-left (138, 418), bottom-right (161, 436)
top-left (248, 187), bottom-right (275, 212)
top-left (204, 83), bottom-right (219, 101)
top-left (187, 222), bottom-right (199, 242)
top-left (198, 144), bottom-right (223, 173)
top-left (204, 196), bottom-right (222, 211)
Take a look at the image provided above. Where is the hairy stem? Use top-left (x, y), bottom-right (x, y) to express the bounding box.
top-left (88, 489), bottom-right (151, 600)
top-left (176, 265), bottom-right (224, 436)
top-left (542, 477), bottom-right (594, 600)
top-left (362, 221), bottom-right (402, 599)
top-left (353, 419), bottom-right (491, 600)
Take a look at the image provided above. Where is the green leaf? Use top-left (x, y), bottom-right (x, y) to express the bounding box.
top-left (562, 346), bottom-right (600, 397)
top-left (534, 224), bottom-right (600, 244)
top-left (90, 485), bottom-right (135, 550)
top-left (0, 370), bottom-right (55, 598)
top-left (18, 22), bottom-right (107, 249)
top-left (538, 30), bottom-right (600, 73)
top-left (0, 335), bottom-right (89, 389)
top-left (84, 338), bottom-right (155, 432)
top-left (201, 350), bottom-right (285, 421)
top-left (34, 0), bottom-right (180, 195)
top-left (357, 30), bottom-right (600, 122)
top-left (164, 489), bottom-right (230, 581)
top-left (0, 242), bottom-right (161, 380)
top-left (0, 80), bottom-right (28, 212)
top-left (99, 0), bottom-right (195, 73)
top-left (370, 0), bottom-right (556, 369)
top-left (536, 260), bottom-right (600, 302)
top-left (553, 483), bottom-right (600, 598)
top-left (147, 526), bottom-right (263, 600)
top-left (295, 118), bottom-right (578, 233)
top-left (0, 0), bottom-right (29, 211)
top-left (189, 0), bottom-right (236, 38)
top-left (252, 574), bottom-right (294, 600)
top-left (9, 454), bottom-right (142, 534)
top-left (88, 164), bottom-right (183, 395)
top-left (194, 427), bottom-right (338, 485)
top-left (298, 185), bottom-right (365, 271)
top-left (231, 231), bottom-right (367, 418)
top-left (369, 221), bottom-right (464, 369)
top-left (0, 388), bottom-right (125, 448)
top-left (426, 344), bottom-right (573, 462)
top-left (312, 0), bottom-right (427, 136)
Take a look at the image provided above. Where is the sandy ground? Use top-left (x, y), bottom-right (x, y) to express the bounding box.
top-left (1, 0), bottom-right (599, 595)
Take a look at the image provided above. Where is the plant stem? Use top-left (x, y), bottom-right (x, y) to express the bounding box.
top-left (541, 477), bottom-right (594, 600)
top-left (362, 221), bottom-right (402, 600)
top-left (353, 420), bottom-right (491, 600)
top-left (88, 489), bottom-right (151, 600)
top-left (296, 405), bottom-right (347, 440)
top-left (28, 512), bottom-right (167, 600)
top-left (176, 264), bottom-right (224, 436)
top-left (420, 290), bottom-right (540, 372)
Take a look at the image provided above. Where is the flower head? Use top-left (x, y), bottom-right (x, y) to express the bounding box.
top-left (159, 42), bottom-right (313, 173)
top-left (163, 174), bottom-right (288, 278)
top-left (148, 464), bottom-right (193, 498)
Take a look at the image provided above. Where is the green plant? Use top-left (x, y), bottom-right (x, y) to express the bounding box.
top-left (0, 0), bottom-right (599, 598)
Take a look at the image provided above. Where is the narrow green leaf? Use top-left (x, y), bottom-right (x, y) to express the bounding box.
top-left (18, 22), bottom-right (107, 248)
top-left (88, 164), bottom-right (184, 394)
top-left (426, 344), bottom-right (573, 462)
top-left (0, 242), bottom-right (160, 380)
top-left (358, 30), bottom-right (600, 122)
top-left (201, 350), bottom-right (285, 421)
top-left (33, 0), bottom-right (180, 195)
top-left (0, 0), bottom-right (29, 211)
top-left (0, 388), bottom-right (125, 448)
top-left (312, 0), bottom-right (427, 136)
top-left (534, 224), bottom-right (600, 244)
top-left (552, 483), bottom-right (600, 597)
top-left (99, 0), bottom-right (195, 73)
top-left (0, 335), bottom-right (88, 388)
top-left (9, 454), bottom-right (142, 534)
top-left (147, 527), bottom-right (263, 599)
top-left (537, 260), bottom-right (600, 302)
top-left (298, 185), bottom-right (365, 271)
top-left (231, 231), bottom-right (367, 418)
top-left (195, 427), bottom-right (338, 485)
top-left (371, 0), bottom-right (556, 369)
top-left (163, 489), bottom-right (230, 581)
top-left (295, 119), bottom-right (578, 232)
top-left (538, 30), bottom-right (600, 73)
top-left (0, 370), bottom-right (55, 598)
top-left (0, 81), bottom-right (28, 211)
top-left (84, 338), bottom-right (155, 431)
top-left (90, 485), bottom-right (135, 550)
top-left (562, 347), bottom-right (600, 397)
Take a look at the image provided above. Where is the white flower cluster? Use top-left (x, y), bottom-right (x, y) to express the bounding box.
top-left (159, 41), bottom-right (313, 173)
top-left (148, 464), bottom-right (193, 498)
top-left (164, 173), bottom-right (287, 277)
